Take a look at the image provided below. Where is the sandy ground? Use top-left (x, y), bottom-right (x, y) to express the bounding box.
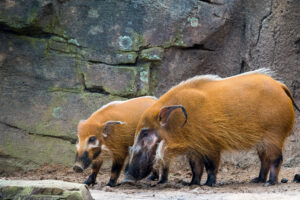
top-left (1, 163), bottom-right (300, 199)
top-left (90, 190), bottom-right (300, 200)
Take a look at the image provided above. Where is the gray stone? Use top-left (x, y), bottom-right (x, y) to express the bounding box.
top-left (141, 47), bottom-right (164, 61)
top-left (0, 33), bottom-right (82, 91)
top-left (116, 52), bottom-right (138, 64)
top-left (82, 63), bottom-right (150, 97)
top-left (0, 89), bottom-right (124, 140)
top-left (0, 123), bottom-right (75, 170)
top-left (0, 180), bottom-right (93, 200)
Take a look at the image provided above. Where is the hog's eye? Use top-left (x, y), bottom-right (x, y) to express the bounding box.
top-left (88, 136), bottom-right (97, 143)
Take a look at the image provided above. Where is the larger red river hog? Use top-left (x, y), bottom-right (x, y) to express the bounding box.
top-left (126, 68), bottom-right (300, 186)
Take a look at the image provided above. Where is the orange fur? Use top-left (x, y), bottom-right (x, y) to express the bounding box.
top-left (135, 70), bottom-right (296, 184)
top-left (137, 73), bottom-right (295, 156)
top-left (76, 96), bottom-right (156, 185)
top-left (77, 96), bottom-right (157, 161)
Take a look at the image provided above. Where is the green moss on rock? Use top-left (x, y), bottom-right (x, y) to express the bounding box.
top-left (141, 47), bottom-right (164, 61)
top-left (116, 52), bottom-right (138, 64)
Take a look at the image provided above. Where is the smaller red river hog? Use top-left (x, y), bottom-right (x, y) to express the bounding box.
top-left (73, 96), bottom-right (157, 187)
top-left (127, 68), bottom-right (300, 186)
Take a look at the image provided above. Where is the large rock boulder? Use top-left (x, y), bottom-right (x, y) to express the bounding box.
top-left (0, 0), bottom-right (299, 171)
top-left (0, 180), bottom-right (93, 200)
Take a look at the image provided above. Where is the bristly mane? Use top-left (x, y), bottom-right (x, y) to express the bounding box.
top-left (96, 96), bottom-right (158, 112)
top-left (224, 68), bottom-right (276, 80)
top-left (175, 68), bottom-right (276, 88)
top-left (177, 74), bottom-right (222, 87)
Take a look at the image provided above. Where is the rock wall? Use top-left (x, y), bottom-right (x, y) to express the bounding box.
top-left (0, 0), bottom-right (299, 172)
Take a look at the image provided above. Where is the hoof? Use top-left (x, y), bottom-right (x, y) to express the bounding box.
top-left (281, 178), bottom-right (288, 183)
top-left (188, 181), bottom-right (200, 186)
top-left (147, 175), bottom-right (159, 181)
top-left (157, 179), bottom-right (167, 184)
top-left (106, 180), bottom-right (117, 187)
top-left (84, 173), bottom-right (96, 186)
top-left (204, 181), bottom-right (216, 187)
top-left (263, 181), bottom-right (277, 187)
top-left (83, 180), bottom-right (96, 186)
top-left (293, 174), bottom-right (300, 183)
top-left (251, 177), bottom-right (265, 183)
top-left (122, 174), bottom-right (136, 184)
top-left (204, 183), bottom-right (215, 187)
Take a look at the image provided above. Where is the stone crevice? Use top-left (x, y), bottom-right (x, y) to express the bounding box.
top-left (295, 38), bottom-right (300, 54)
top-left (239, 60), bottom-right (246, 73)
top-left (84, 86), bottom-right (110, 95)
top-left (0, 22), bottom-right (64, 40)
top-left (198, 0), bottom-right (224, 6)
top-left (0, 153), bottom-right (19, 159)
top-left (79, 72), bottom-right (110, 95)
top-left (177, 43), bottom-right (216, 51)
top-left (255, 0), bottom-right (273, 47)
top-left (86, 59), bottom-right (138, 67)
top-left (0, 121), bottom-right (76, 144)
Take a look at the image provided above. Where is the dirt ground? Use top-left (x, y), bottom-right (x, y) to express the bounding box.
top-left (1, 160), bottom-right (300, 199)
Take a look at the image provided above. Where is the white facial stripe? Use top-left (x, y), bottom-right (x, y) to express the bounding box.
top-left (88, 139), bottom-right (100, 150)
top-left (155, 140), bottom-right (165, 162)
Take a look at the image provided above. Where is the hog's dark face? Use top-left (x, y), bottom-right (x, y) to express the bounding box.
top-left (126, 128), bottom-right (160, 180)
top-left (73, 121), bottom-right (102, 173)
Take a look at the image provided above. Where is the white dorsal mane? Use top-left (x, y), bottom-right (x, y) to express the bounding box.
top-left (176, 68), bottom-right (276, 87)
top-left (96, 96), bottom-right (158, 112)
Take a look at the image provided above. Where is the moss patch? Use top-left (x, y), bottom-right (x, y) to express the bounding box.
top-left (141, 47), bottom-right (164, 61)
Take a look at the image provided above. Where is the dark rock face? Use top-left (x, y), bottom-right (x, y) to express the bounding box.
top-left (0, 0), bottom-right (299, 171)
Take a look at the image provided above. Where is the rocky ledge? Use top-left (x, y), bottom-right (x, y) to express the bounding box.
top-left (0, 180), bottom-right (93, 200)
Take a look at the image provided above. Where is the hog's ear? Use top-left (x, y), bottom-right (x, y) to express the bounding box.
top-left (158, 105), bottom-right (187, 127)
top-left (102, 121), bottom-right (125, 138)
